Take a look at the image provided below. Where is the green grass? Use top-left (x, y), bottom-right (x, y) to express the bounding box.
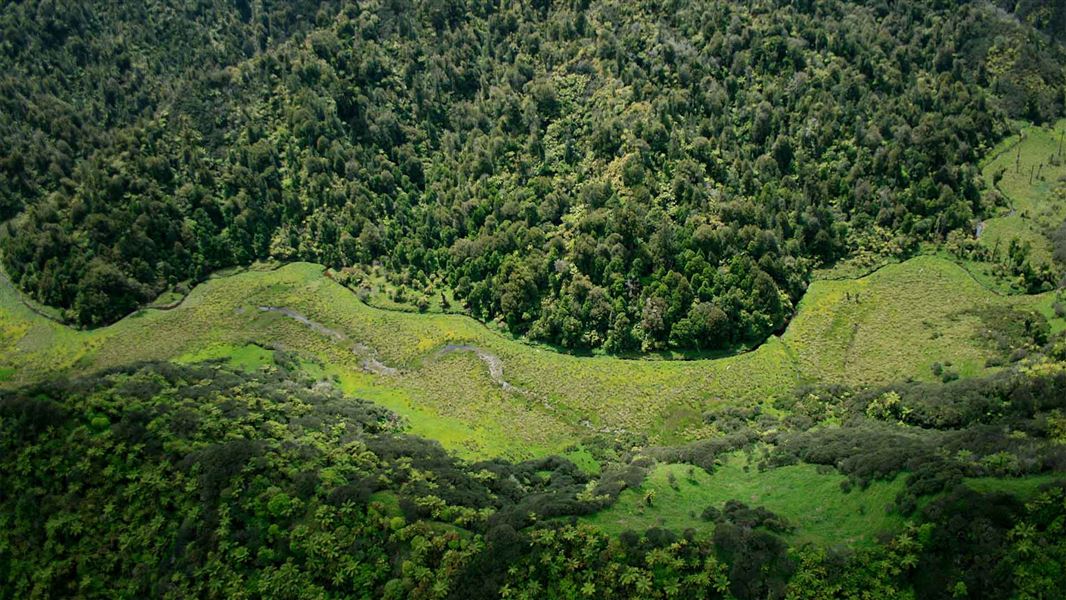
top-left (581, 462), bottom-right (1066, 547)
top-left (327, 366), bottom-right (555, 461)
top-left (784, 255), bottom-right (1063, 386)
top-left (980, 119), bottom-right (1066, 268)
top-left (979, 216), bottom-right (1055, 266)
top-left (2, 237), bottom-right (1061, 551)
top-left (582, 458), bottom-right (905, 547)
top-left (177, 342), bottom-right (276, 371)
top-left (964, 474), bottom-right (1064, 499)
top-left (1030, 292), bottom-right (1066, 335)
top-left (562, 445), bottom-right (602, 475)
top-left (147, 289), bottom-right (187, 309)
top-left (1, 256), bottom-right (1060, 461)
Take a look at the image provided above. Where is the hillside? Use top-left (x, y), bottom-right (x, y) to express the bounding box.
top-left (3, 0), bottom-right (1064, 349)
top-left (3, 1), bottom-right (1066, 599)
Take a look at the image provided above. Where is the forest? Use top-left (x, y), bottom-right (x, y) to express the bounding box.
top-left (2, 0), bottom-right (1066, 599)
top-left (3, 355), bottom-right (1066, 599)
top-left (2, 0), bottom-right (1064, 350)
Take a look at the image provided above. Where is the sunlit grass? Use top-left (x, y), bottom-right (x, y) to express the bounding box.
top-left (1, 256), bottom-right (1060, 461)
top-left (177, 342), bottom-right (275, 371)
top-left (581, 458), bottom-right (906, 547)
top-left (980, 119), bottom-right (1066, 268)
top-left (963, 474), bottom-right (1064, 498)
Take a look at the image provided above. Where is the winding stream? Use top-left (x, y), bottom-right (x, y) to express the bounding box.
top-left (434, 344), bottom-right (523, 393)
top-left (251, 306), bottom-right (635, 432)
top-left (257, 306), bottom-right (530, 391)
top-left (257, 306), bottom-right (397, 375)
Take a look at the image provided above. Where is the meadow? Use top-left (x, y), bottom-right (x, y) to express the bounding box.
top-left (580, 458), bottom-right (1061, 547)
top-left (980, 118), bottom-right (1066, 269)
top-left (1, 234), bottom-right (1062, 552)
top-left (2, 254), bottom-right (1061, 463)
top-left (581, 457), bottom-right (906, 547)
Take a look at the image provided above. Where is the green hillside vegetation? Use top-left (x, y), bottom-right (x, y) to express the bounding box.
top-left (984, 120), bottom-right (1066, 229)
top-left (177, 342), bottom-right (276, 371)
top-left (4, 360), bottom-right (1066, 600)
top-left (3, 255), bottom-right (1063, 461)
top-left (3, 0), bottom-right (1066, 597)
top-left (4, 0), bottom-right (1064, 357)
top-left (582, 459), bottom-right (906, 547)
top-left (945, 118), bottom-right (1066, 291)
top-left (586, 462), bottom-right (1066, 549)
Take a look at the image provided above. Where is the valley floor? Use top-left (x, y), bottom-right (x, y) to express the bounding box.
top-left (2, 253), bottom-right (1061, 461)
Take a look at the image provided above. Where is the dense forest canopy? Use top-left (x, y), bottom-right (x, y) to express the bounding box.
top-left (3, 353), bottom-right (1066, 598)
top-left (2, 0), bottom-right (1064, 352)
top-left (4, 1), bottom-right (1066, 598)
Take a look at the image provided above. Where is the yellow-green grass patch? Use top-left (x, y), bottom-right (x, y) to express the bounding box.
top-left (781, 255), bottom-right (1060, 386)
top-left (983, 119), bottom-right (1066, 226)
top-left (1, 256), bottom-right (1058, 460)
top-left (177, 342), bottom-right (276, 371)
top-left (980, 119), bottom-right (1066, 269)
top-left (581, 459), bottom-right (905, 547)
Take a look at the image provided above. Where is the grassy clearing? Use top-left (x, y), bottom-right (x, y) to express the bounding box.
top-left (582, 463), bottom-right (1064, 546)
top-left (3, 256), bottom-right (1061, 547)
top-left (1029, 292), bottom-right (1066, 335)
top-left (177, 342), bottom-right (275, 371)
top-left (979, 216), bottom-right (1055, 266)
top-left (983, 119), bottom-right (1066, 225)
top-left (581, 458), bottom-right (905, 547)
top-left (147, 289), bottom-right (187, 309)
top-left (335, 265), bottom-right (462, 315)
top-left (1, 256), bottom-right (1060, 460)
top-left (980, 119), bottom-right (1066, 268)
top-left (963, 474), bottom-right (1064, 499)
top-left (326, 366), bottom-right (562, 462)
top-left (783, 255), bottom-right (1064, 386)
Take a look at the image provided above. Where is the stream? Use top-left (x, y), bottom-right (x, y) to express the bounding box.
top-left (258, 306), bottom-right (397, 375)
top-left (256, 306), bottom-right (628, 433)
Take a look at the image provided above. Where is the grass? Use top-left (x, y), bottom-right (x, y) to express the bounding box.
top-left (3, 118), bottom-right (1063, 549)
top-left (1, 256), bottom-right (1061, 462)
top-left (979, 216), bottom-right (1055, 266)
top-left (327, 366), bottom-right (556, 461)
top-left (177, 342), bottom-right (276, 371)
top-left (963, 474), bottom-right (1064, 499)
top-left (337, 265), bottom-right (462, 315)
top-left (784, 255), bottom-right (1064, 386)
top-left (580, 461), bottom-right (1066, 546)
top-left (979, 119), bottom-right (1066, 268)
top-left (2, 196), bottom-right (1062, 549)
top-left (147, 289), bottom-right (187, 309)
top-left (1030, 292), bottom-right (1066, 335)
top-left (581, 458), bottom-right (906, 547)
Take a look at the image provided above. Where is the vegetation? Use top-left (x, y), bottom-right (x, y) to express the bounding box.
top-left (3, 0), bottom-right (1065, 354)
top-left (0, 363), bottom-right (624, 599)
top-left (945, 118), bottom-right (1066, 290)
top-left (581, 459), bottom-right (906, 547)
top-left (3, 0), bottom-right (1066, 597)
top-left (3, 255), bottom-right (1063, 458)
top-left (4, 362), bottom-right (1066, 599)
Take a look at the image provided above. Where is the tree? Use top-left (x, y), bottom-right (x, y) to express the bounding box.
top-left (676, 302), bottom-right (731, 350)
top-left (641, 296), bottom-right (670, 349)
top-left (73, 259), bottom-right (143, 326)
